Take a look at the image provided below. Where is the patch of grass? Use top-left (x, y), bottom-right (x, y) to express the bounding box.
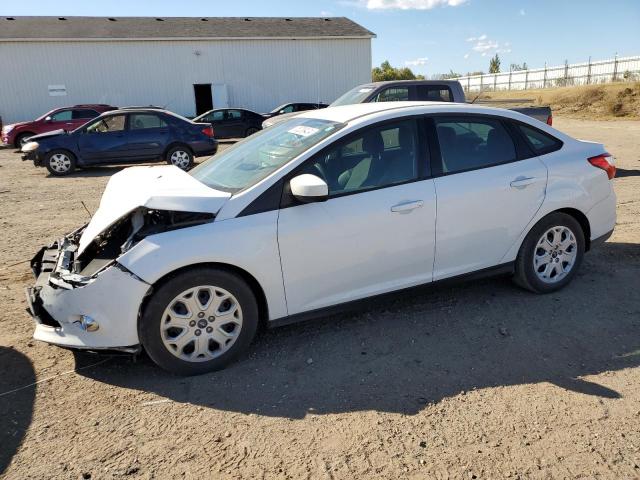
top-left (479, 82), bottom-right (640, 120)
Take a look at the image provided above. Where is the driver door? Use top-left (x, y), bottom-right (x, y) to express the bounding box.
top-left (277, 118), bottom-right (437, 315)
top-left (77, 114), bottom-right (130, 163)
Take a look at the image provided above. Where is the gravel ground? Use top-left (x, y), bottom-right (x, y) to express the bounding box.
top-left (0, 118), bottom-right (639, 479)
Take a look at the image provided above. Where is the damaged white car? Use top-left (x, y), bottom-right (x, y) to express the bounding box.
top-left (26, 102), bottom-right (616, 375)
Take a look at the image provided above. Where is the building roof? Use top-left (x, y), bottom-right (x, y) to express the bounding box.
top-left (0, 16), bottom-right (375, 41)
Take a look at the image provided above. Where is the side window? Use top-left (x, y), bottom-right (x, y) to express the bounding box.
top-left (207, 111), bottom-right (224, 122)
top-left (226, 110), bottom-right (242, 120)
top-left (374, 87), bottom-right (409, 102)
top-left (130, 114), bottom-right (167, 130)
top-left (280, 105), bottom-right (295, 114)
top-left (50, 110), bottom-right (73, 121)
top-left (434, 117), bottom-right (516, 174)
top-left (86, 115), bottom-right (126, 133)
top-left (299, 119), bottom-right (419, 196)
top-left (72, 109), bottom-right (99, 119)
top-left (516, 123), bottom-right (562, 154)
top-left (416, 86), bottom-right (452, 102)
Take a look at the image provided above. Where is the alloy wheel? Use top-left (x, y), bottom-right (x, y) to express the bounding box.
top-left (48, 153), bottom-right (72, 173)
top-left (170, 150), bottom-right (191, 169)
top-left (533, 226), bottom-right (578, 284)
top-left (160, 285), bottom-right (243, 362)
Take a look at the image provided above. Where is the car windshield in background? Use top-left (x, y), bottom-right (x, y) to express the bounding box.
top-left (330, 85), bottom-right (375, 106)
top-left (191, 118), bottom-right (343, 193)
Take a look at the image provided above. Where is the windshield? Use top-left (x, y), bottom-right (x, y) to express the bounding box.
top-left (192, 111), bottom-right (212, 122)
top-left (191, 117), bottom-right (343, 193)
top-left (330, 85), bottom-right (375, 106)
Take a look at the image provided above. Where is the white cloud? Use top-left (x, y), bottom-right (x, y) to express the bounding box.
top-left (519, 8), bottom-right (526, 15)
top-left (464, 53), bottom-right (470, 59)
top-left (465, 34), bottom-right (512, 57)
top-left (405, 57), bottom-right (428, 67)
top-left (320, 10), bottom-right (333, 16)
top-left (365, 0), bottom-right (467, 10)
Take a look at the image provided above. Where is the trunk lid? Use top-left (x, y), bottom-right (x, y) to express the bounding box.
top-left (78, 165), bottom-right (231, 255)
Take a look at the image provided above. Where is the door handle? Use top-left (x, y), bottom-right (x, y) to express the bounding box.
top-left (510, 176), bottom-right (536, 189)
top-left (391, 200), bottom-right (424, 213)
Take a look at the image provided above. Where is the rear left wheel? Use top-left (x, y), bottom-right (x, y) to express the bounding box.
top-left (514, 212), bottom-right (585, 293)
top-left (139, 268), bottom-right (259, 375)
top-left (166, 146), bottom-right (193, 171)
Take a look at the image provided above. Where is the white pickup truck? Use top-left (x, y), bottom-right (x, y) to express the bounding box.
top-left (263, 80), bottom-right (552, 128)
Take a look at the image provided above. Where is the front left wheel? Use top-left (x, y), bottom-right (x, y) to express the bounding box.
top-left (45, 149), bottom-right (77, 176)
top-left (139, 268), bottom-right (259, 375)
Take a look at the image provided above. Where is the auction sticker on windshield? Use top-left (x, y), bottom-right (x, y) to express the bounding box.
top-left (288, 125), bottom-right (320, 137)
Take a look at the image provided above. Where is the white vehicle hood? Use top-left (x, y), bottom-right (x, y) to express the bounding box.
top-left (78, 165), bottom-right (231, 255)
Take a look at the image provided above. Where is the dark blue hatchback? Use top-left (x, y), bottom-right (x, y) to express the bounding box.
top-left (21, 108), bottom-right (218, 176)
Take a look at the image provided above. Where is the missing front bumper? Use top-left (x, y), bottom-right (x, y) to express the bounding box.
top-left (26, 242), bottom-right (151, 351)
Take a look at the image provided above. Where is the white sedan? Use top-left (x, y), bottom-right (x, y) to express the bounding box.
top-left (26, 102), bottom-right (617, 375)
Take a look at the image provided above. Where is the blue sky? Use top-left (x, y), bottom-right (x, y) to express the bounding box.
top-left (3, 0), bottom-right (639, 76)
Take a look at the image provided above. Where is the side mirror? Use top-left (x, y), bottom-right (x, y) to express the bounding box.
top-left (290, 174), bottom-right (328, 203)
top-left (44, 116), bottom-right (52, 122)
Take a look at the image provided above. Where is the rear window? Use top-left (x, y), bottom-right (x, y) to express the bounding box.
top-left (435, 117), bottom-right (517, 174)
top-left (517, 124), bottom-right (563, 154)
top-left (73, 109), bottom-right (99, 119)
top-left (416, 86), bottom-right (452, 102)
top-left (130, 114), bottom-right (167, 130)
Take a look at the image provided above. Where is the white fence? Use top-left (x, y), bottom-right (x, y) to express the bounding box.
top-left (458, 55), bottom-right (640, 92)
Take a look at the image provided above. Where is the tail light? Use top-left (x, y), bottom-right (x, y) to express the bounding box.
top-left (588, 153), bottom-right (616, 179)
top-left (202, 126), bottom-right (214, 138)
top-left (546, 114), bottom-right (553, 126)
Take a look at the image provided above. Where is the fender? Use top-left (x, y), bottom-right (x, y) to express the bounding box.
top-left (117, 210), bottom-right (288, 320)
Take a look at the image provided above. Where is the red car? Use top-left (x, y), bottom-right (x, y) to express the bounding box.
top-left (1, 104), bottom-right (117, 148)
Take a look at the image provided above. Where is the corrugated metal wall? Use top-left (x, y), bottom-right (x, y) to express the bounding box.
top-left (0, 38), bottom-right (372, 123)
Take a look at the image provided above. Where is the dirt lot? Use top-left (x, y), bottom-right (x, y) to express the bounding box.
top-left (1, 118), bottom-right (639, 479)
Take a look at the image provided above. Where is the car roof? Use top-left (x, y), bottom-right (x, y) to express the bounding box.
top-left (293, 101), bottom-right (543, 126)
top-left (357, 80), bottom-right (463, 88)
top-left (106, 108), bottom-right (169, 115)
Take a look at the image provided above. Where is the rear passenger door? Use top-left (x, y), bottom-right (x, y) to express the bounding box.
top-left (224, 110), bottom-right (245, 138)
top-left (430, 115), bottom-right (548, 280)
top-left (127, 113), bottom-right (170, 159)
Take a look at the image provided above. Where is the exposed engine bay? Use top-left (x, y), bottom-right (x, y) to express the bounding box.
top-left (35, 209), bottom-right (214, 289)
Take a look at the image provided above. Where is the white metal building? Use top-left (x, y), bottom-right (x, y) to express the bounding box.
top-left (0, 16), bottom-right (375, 123)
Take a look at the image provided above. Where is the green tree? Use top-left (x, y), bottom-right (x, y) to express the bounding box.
top-left (433, 69), bottom-right (461, 80)
top-left (372, 60), bottom-right (425, 81)
top-left (489, 54), bottom-right (501, 74)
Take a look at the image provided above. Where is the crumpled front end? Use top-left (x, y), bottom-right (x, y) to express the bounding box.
top-left (26, 227), bottom-right (151, 351)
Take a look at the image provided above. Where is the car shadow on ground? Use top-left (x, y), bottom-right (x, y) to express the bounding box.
top-left (0, 347), bottom-right (36, 475)
top-left (78, 242), bottom-right (640, 419)
top-left (50, 165), bottom-right (129, 178)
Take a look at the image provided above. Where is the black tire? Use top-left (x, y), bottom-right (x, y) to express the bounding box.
top-left (15, 132), bottom-right (35, 149)
top-left (513, 212), bottom-right (585, 293)
top-left (165, 145), bottom-right (194, 170)
top-left (245, 127), bottom-right (260, 137)
top-left (139, 268), bottom-right (259, 375)
top-left (44, 149), bottom-right (77, 176)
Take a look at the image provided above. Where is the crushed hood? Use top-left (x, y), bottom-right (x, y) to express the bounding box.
top-left (78, 165), bottom-right (231, 255)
